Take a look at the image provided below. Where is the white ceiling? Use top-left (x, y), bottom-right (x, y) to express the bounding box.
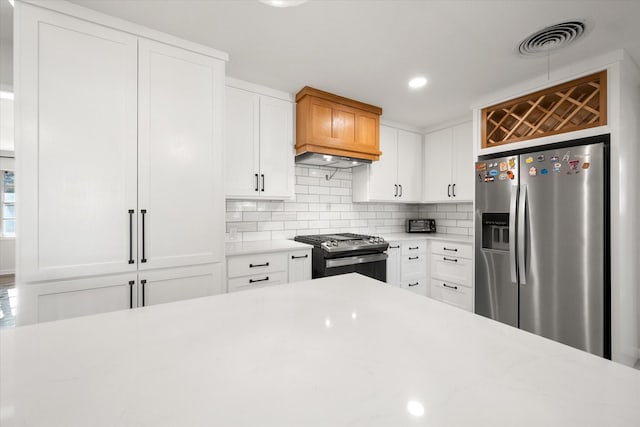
top-left (12, 1), bottom-right (640, 129)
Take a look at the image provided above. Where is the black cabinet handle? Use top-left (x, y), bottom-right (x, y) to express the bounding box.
top-left (129, 280), bottom-right (135, 309)
top-left (261, 174), bottom-right (265, 192)
top-left (408, 256), bottom-right (419, 260)
top-left (443, 283), bottom-right (458, 290)
top-left (443, 257), bottom-right (458, 262)
top-left (408, 246), bottom-right (419, 250)
top-left (249, 276), bottom-right (269, 283)
top-left (444, 247), bottom-right (458, 252)
top-left (447, 184), bottom-right (451, 197)
top-left (408, 282), bottom-right (419, 287)
top-left (250, 262), bottom-right (269, 268)
top-left (452, 183), bottom-right (456, 197)
top-left (140, 210), bottom-right (147, 263)
top-left (141, 279), bottom-right (147, 307)
top-left (394, 184), bottom-right (398, 197)
top-left (389, 245), bottom-right (400, 249)
top-left (255, 174), bottom-right (259, 192)
top-left (128, 209), bottom-right (135, 264)
top-left (399, 184), bottom-right (402, 197)
top-left (291, 254), bottom-right (308, 259)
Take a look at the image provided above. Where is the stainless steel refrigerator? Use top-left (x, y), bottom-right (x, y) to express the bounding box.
top-left (474, 136), bottom-right (610, 358)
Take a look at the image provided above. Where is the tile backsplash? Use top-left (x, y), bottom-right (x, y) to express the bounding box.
top-left (226, 165), bottom-right (473, 242)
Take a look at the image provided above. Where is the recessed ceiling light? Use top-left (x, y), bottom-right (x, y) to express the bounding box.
top-left (259, 0), bottom-right (308, 7)
top-left (408, 77), bottom-right (428, 89)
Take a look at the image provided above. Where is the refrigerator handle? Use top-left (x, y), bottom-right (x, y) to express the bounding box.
top-left (518, 184), bottom-right (528, 285)
top-left (509, 185), bottom-right (518, 284)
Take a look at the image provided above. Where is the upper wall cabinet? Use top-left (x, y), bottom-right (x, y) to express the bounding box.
top-left (295, 86), bottom-right (383, 161)
top-left (352, 125), bottom-right (422, 203)
top-left (423, 121), bottom-right (473, 203)
top-left (16, 2), bottom-right (226, 282)
top-left (225, 84), bottom-right (294, 200)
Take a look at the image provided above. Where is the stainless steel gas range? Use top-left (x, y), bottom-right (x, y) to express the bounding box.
top-left (294, 233), bottom-right (388, 282)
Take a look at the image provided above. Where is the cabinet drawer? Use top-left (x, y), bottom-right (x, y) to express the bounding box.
top-left (402, 253), bottom-right (427, 277)
top-left (227, 253), bottom-right (287, 278)
top-left (228, 271), bottom-right (288, 293)
top-left (288, 250), bottom-right (312, 283)
top-left (401, 277), bottom-right (427, 296)
top-left (431, 241), bottom-right (472, 259)
top-left (431, 254), bottom-right (472, 287)
top-left (430, 279), bottom-right (472, 311)
top-left (401, 241), bottom-right (427, 256)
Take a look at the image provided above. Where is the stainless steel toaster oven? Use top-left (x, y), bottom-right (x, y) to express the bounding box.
top-left (406, 219), bottom-right (436, 233)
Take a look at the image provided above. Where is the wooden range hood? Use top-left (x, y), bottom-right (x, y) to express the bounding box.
top-left (295, 86), bottom-right (383, 168)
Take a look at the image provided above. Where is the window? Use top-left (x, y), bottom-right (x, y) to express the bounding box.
top-left (1, 170), bottom-right (15, 237)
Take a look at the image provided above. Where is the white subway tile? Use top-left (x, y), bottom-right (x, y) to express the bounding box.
top-left (226, 200), bottom-right (257, 212)
top-left (330, 219), bottom-right (350, 228)
top-left (340, 196), bottom-right (352, 204)
top-left (340, 212), bottom-right (359, 220)
top-left (297, 211), bottom-right (320, 220)
top-left (226, 211), bottom-right (242, 222)
top-left (319, 195), bottom-right (342, 203)
top-left (257, 221), bottom-right (284, 231)
top-left (243, 211), bottom-right (271, 221)
top-left (350, 219), bottom-right (368, 227)
top-left (437, 203), bottom-right (458, 212)
top-left (256, 201), bottom-right (284, 212)
top-left (284, 220), bottom-right (309, 230)
top-left (319, 211), bottom-right (341, 220)
top-left (308, 186), bottom-right (331, 195)
top-left (271, 230), bottom-right (297, 240)
top-left (359, 212), bottom-right (377, 219)
top-left (242, 231), bottom-right (272, 241)
top-left (296, 194), bottom-right (320, 203)
top-left (295, 185), bottom-right (309, 194)
top-left (457, 220), bottom-right (473, 228)
top-left (284, 203), bottom-right (309, 212)
top-left (297, 176), bottom-right (319, 186)
top-left (271, 212), bottom-right (298, 221)
top-left (227, 222), bottom-right (257, 232)
top-left (330, 187), bottom-right (350, 196)
top-left (457, 203), bottom-right (474, 212)
top-left (446, 212), bottom-right (468, 220)
top-left (309, 220), bottom-right (330, 229)
top-left (437, 219), bottom-right (457, 227)
top-left (295, 166), bottom-right (309, 176)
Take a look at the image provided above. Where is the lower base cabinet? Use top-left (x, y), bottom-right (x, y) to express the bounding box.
top-left (429, 240), bottom-right (473, 311)
top-left (18, 263), bottom-right (224, 325)
top-left (387, 239), bottom-right (428, 296)
top-left (226, 248), bottom-right (312, 292)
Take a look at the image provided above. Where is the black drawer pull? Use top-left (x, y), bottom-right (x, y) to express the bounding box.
top-left (128, 280), bottom-right (135, 309)
top-left (250, 262), bottom-right (269, 268)
top-left (443, 247), bottom-right (458, 252)
top-left (408, 246), bottom-right (419, 250)
top-left (249, 276), bottom-right (269, 283)
top-left (140, 210), bottom-right (147, 263)
top-left (443, 283), bottom-right (458, 290)
top-left (443, 257), bottom-right (458, 262)
top-left (128, 210), bottom-right (135, 264)
top-left (255, 174), bottom-right (259, 192)
top-left (389, 245), bottom-right (400, 249)
top-left (141, 279), bottom-right (147, 307)
top-left (291, 254), bottom-right (308, 259)
top-left (408, 282), bottom-right (419, 287)
top-left (408, 256), bottom-right (419, 260)
top-left (261, 174), bottom-right (265, 192)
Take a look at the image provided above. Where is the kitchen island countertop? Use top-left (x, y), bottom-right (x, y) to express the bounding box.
top-left (1, 274), bottom-right (638, 426)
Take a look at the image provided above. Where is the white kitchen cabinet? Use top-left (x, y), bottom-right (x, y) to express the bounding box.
top-left (288, 251), bottom-right (312, 282)
top-left (386, 242), bottom-right (402, 287)
top-left (423, 121), bottom-right (473, 202)
top-left (20, 264), bottom-right (224, 324)
top-left (429, 240), bottom-right (473, 311)
top-left (226, 248), bottom-right (312, 292)
top-left (17, 4), bottom-right (139, 281)
top-left (138, 39), bottom-right (225, 271)
top-left (16, 2), bottom-right (227, 324)
top-left (352, 125), bottom-right (422, 203)
top-left (388, 239), bottom-right (428, 297)
top-left (138, 264), bottom-right (224, 307)
top-left (225, 84), bottom-right (294, 200)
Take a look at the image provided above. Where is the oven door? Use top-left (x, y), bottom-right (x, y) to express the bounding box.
top-left (318, 253), bottom-right (388, 282)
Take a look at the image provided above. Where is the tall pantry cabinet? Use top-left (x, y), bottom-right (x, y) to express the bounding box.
top-left (15, 2), bottom-right (228, 324)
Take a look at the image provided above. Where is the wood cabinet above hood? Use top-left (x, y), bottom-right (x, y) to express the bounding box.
top-left (295, 86), bottom-right (383, 164)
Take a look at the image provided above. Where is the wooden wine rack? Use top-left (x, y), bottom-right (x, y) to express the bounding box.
top-left (481, 71), bottom-right (607, 148)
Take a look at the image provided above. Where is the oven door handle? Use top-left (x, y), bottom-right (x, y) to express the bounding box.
top-left (325, 253), bottom-right (388, 268)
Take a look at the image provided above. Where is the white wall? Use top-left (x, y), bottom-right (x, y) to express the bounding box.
top-left (225, 164), bottom-right (473, 242)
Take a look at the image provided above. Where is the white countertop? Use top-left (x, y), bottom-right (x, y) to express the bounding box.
top-left (2, 274), bottom-right (639, 426)
top-left (380, 232), bottom-right (473, 243)
top-left (226, 239), bottom-right (313, 256)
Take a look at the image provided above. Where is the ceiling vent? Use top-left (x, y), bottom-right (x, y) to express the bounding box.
top-left (517, 21), bottom-right (587, 57)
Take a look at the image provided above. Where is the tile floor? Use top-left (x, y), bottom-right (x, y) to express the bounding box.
top-left (0, 274), bottom-right (16, 329)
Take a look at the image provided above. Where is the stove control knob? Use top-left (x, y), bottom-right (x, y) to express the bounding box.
top-left (332, 240), bottom-right (338, 247)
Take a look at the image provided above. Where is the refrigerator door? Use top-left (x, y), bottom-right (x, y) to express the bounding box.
top-left (474, 155), bottom-right (519, 327)
top-left (518, 143), bottom-right (605, 356)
